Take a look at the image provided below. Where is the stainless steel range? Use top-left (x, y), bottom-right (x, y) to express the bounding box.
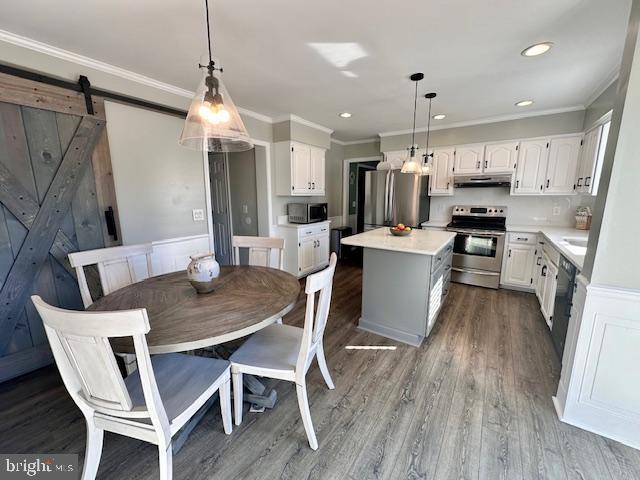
top-left (446, 205), bottom-right (507, 289)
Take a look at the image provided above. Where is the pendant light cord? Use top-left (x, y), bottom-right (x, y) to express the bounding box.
top-left (205, 0), bottom-right (213, 65)
top-left (411, 80), bottom-right (418, 152)
top-left (425, 97), bottom-right (432, 159)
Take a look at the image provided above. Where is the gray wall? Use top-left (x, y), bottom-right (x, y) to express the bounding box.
top-left (380, 110), bottom-right (586, 152)
top-left (104, 101), bottom-right (207, 244)
top-left (583, 0), bottom-right (640, 290)
top-left (325, 141), bottom-right (345, 217)
top-left (273, 120), bottom-right (331, 149)
top-left (583, 81), bottom-right (618, 130)
top-left (344, 140), bottom-right (382, 159)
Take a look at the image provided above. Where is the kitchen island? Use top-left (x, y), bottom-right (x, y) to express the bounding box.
top-left (341, 227), bottom-right (456, 346)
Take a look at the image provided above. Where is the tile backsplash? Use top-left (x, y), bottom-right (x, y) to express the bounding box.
top-left (429, 187), bottom-right (595, 227)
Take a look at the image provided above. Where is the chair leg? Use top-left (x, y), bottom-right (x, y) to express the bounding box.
top-left (316, 342), bottom-right (335, 390)
top-left (232, 371), bottom-right (243, 426)
top-left (295, 382), bottom-right (318, 450)
top-left (219, 378), bottom-right (232, 434)
top-left (158, 443), bottom-right (172, 480)
top-left (81, 421), bottom-right (104, 480)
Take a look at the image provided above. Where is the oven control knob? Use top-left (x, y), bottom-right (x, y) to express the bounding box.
top-left (500, 209), bottom-right (504, 213)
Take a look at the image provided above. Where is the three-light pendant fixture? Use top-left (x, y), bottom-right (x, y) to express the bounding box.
top-left (400, 72), bottom-right (437, 176)
top-left (179, 0), bottom-right (253, 152)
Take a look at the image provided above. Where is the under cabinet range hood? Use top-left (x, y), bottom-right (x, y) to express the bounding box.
top-left (453, 174), bottom-right (512, 188)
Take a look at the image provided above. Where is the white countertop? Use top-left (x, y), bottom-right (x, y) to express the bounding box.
top-left (420, 220), bottom-right (450, 228)
top-left (276, 219), bottom-right (331, 229)
top-left (341, 227), bottom-right (455, 256)
top-left (508, 224), bottom-right (589, 269)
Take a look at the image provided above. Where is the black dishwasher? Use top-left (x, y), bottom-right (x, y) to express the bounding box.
top-left (551, 255), bottom-right (577, 360)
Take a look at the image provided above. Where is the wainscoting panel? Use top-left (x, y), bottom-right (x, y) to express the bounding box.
top-left (559, 283), bottom-right (640, 450)
top-left (130, 234), bottom-right (211, 279)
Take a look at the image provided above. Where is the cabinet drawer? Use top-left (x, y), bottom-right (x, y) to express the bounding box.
top-left (507, 232), bottom-right (537, 245)
top-left (431, 241), bottom-right (454, 273)
top-left (298, 223), bottom-right (329, 239)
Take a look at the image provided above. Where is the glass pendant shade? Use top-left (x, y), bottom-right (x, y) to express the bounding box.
top-left (180, 66), bottom-right (253, 152)
top-left (401, 147), bottom-right (422, 174)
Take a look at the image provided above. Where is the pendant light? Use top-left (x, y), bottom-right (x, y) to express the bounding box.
top-left (400, 73), bottom-right (424, 174)
top-left (179, 0), bottom-right (253, 152)
top-left (420, 92), bottom-right (437, 176)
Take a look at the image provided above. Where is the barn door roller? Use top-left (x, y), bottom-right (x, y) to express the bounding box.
top-left (78, 75), bottom-right (94, 115)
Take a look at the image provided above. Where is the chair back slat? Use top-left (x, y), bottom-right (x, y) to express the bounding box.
top-left (68, 243), bottom-right (153, 308)
top-left (296, 253), bottom-right (337, 372)
top-left (232, 236), bottom-right (284, 269)
top-left (31, 296), bottom-right (165, 421)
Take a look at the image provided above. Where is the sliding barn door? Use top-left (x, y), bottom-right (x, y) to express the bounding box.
top-left (0, 84), bottom-right (120, 382)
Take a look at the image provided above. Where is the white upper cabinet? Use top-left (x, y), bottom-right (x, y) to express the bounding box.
top-left (484, 141), bottom-right (519, 173)
top-left (576, 121), bottom-right (609, 196)
top-left (429, 147), bottom-right (455, 196)
top-left (310, 146), bottom-right (325, 194)
top-left (454, 144), bottom-right (484, 175)
top-left (291, 143), bottom-right (311, 194)
top-left (512, 139), bottom-right (549, 195)
top-left (544, 135), bottom-right (582, 195)
top-left (275, 141), bottom-right (326, 196)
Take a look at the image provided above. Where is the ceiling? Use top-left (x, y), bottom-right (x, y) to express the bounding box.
top-left (0, 0), bottom-right (631, 141)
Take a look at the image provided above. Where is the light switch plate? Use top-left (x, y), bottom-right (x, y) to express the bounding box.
top-left (192, 208), bottom-right (205, 222)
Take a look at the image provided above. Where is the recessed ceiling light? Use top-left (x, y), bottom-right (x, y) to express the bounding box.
top-left (432, 114), bottom-right (446, 120)
top-left (339, 112), bottom-right (352, 118)
top-left (515, 100), bottom-right (534, 107)
top-left (521, 42), bottom-right (554, 57)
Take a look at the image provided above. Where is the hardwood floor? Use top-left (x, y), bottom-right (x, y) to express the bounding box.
top-left (1, 262), bottom-right (639, 479)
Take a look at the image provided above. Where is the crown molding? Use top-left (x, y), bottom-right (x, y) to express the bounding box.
top-left (273, 114), bottom-right (334, 134)
top-left (0, 28), bottom-right (276, 125)
top-left (331, 137), bottom-right (380, 146)
top-left (584, 67), bottom-right (619, 107)
top-left (378, 105), bottom-right (586, 137)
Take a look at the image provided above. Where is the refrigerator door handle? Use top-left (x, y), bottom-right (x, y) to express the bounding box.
top-left (388, 171), bottom-right (395, 224)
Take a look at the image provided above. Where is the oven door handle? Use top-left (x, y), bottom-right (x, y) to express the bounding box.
top-left (447, 228), bottom-right (505, 237)
top-left (451, 267), bottom-right (500, 276)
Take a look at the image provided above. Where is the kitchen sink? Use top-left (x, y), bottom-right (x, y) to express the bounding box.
top-left (561, 237), bottom-right (588, 255)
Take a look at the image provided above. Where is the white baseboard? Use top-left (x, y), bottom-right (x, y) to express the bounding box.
top-left (559, 283), bottom-right (640, 451)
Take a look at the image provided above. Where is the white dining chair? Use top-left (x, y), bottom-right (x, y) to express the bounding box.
top-left (31, 296), bottom-right (232, 480)
top-left (230, 252), bottom-right (337, 450)
top-left (232, 235), bottom-right (285, 270)
top-left (68, 243), bottom-right (154, 374)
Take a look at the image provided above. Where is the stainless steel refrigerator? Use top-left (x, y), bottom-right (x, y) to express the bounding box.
top-left (364, 169), bottom-right (430, 230)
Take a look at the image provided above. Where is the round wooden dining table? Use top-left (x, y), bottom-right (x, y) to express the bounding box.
top-left (88, 265), bottom-right (301, 354)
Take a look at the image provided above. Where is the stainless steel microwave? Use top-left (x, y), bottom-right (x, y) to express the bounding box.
top-left (287, 203), bottom-right (328, 224)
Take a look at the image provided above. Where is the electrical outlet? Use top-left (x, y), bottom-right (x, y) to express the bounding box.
top-left (242, 204), bottom-right (248, 214)
top-left (192, 208), bottom-right (205, 222)
top-left (552, 206), bottom-right (561, 216)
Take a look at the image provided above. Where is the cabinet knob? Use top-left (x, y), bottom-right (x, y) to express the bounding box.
top-left (312, 182), bottom-right (315, 189)
top-left (308, 182), bottom-right (311, 189)
top-left (585, 176), bottom-right (591, 187)
top-left (577, 178), bottom-right (583, 187)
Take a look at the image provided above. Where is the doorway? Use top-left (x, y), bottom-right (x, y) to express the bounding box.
top-left (208, 144), bottom-right (269, 266)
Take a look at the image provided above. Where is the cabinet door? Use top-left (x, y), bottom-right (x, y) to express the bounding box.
top-left (314, 233), bottom-right (330, 268)
top-left (454, 144), bottom-right (484, 175)
top-left (513, 139), bottom-right (549, 195)
top-left (429, 147), bottom-right (455, 195)
top-left (291, 143), bottom-right (311, 194)
top-left (540, 255), bottom-right (558, 328)
top-left (484, 142), bottom-right (519, 173)
top-left (576, 126), bottom-right (600, 193)
top-left (504, 244), bottom-right (536, 287)
top-left (298, 237), bottom-right (316, 274)
top-left (544, 135), bottom-right (582, 194)
top-left (310, 146), bottom-right (325, 195)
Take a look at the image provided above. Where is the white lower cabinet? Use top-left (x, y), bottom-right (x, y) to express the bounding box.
top-left (277, 221), bottom-right (330, 277)
top-left (501, 232), bottom-right (537, 289)
top-left (540, 253), bottom-right (558, 328)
